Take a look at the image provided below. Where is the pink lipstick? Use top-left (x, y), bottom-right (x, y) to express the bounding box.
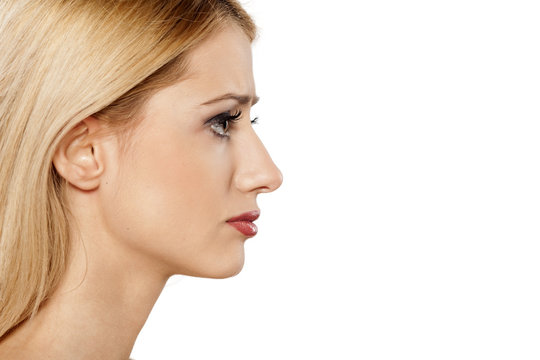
top-left (227, 210), bottom-right (260, 237)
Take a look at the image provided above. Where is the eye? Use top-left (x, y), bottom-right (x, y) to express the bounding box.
top-left (206, 110), bottom-right (259, 139)
top-left (207, 110), bottom-right (242, 139)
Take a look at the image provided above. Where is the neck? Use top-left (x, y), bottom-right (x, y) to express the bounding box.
top-left (0, 226), bottom-right (169, 360)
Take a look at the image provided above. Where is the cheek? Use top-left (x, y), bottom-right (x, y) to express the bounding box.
top-left (99, 130), bottom-right (235, 271)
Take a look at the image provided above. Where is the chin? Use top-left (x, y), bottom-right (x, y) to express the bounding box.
top-left (188, 262), bottom-right (244, 279)
top-left (206, 264), bottom-right (244, 279)
top-left (174, 247), bottom-right (246, 279)
top-left (205, 252), bottom-right (246, 279)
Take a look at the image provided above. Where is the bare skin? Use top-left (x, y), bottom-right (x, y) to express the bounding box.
top-left (0, 24), bottom-right (282, 359)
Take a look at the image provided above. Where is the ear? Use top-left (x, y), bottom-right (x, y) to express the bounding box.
top-left (53, 116), bottom-right (106, 191)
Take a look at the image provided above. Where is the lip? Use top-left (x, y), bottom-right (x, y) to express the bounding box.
top-left (227, 210), bottom-right (260, 237)
top-left (227, 210), bottom-right (260, 222)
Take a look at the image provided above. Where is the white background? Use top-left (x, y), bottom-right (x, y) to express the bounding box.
top-left (131, 1), bottom-right (540, 359)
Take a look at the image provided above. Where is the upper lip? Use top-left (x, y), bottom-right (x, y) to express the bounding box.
top-left (227, 209), bottom-right (260, 222)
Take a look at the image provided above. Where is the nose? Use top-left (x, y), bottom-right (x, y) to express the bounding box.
top-left (233, 129), bottom-right (283, 195)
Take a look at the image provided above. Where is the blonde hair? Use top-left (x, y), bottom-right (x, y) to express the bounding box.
top-left (0, 0), bottom-right (255, 339)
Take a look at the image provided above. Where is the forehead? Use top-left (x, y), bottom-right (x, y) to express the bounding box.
top-left (180, 24), bottom-right (255, 99)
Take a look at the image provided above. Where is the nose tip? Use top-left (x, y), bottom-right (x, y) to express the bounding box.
top-left (233, 132), bottom-right (284, 195)
top-left (257, 165), bottom-right (283, 194)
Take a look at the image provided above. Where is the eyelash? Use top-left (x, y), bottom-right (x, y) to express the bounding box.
top-left (207, 110), bottom-right (259, 139)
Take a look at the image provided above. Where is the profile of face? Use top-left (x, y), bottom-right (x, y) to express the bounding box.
top-left (64, 24), bottom-right (283, 280)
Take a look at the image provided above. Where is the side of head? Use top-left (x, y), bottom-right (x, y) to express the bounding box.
top-left (0, 0), bottom-right (256, 339)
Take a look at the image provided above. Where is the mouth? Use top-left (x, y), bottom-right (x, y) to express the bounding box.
top-left (227, 210), bottom-right (260, 237)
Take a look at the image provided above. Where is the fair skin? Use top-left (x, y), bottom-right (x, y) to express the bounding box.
top-left (0, 24), bottom-right (282, 359)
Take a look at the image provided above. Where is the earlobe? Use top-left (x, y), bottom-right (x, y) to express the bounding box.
top-left (53, 117), bottom-right (105, 191)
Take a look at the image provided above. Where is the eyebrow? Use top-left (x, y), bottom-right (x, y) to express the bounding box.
top-left (200, 93), bottom-right (260, 107)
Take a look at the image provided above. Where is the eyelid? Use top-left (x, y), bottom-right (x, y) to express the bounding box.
top-left (206, 110), bottom-right (242, 139)
top-left (206, 110), bottom-right (259, 140)
top-left (205, 110), bottom-right (241, 124)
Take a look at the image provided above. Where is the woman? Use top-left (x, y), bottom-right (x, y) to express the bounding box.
top-left (0, 0), bottom-right (282, 358)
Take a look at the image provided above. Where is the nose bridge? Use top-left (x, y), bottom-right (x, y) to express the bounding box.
top-left (233, 128), bottom-right (283, 194)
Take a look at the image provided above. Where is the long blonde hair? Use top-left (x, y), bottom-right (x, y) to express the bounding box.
top-left (0, 0), bottom-right (255, 339)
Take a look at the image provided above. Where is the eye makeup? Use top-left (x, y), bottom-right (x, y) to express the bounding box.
top-left (206, 110), bottom-right (259, 139)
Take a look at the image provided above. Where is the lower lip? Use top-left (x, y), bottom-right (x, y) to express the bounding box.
top-left (227, 221), bottom-right (258, 237)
